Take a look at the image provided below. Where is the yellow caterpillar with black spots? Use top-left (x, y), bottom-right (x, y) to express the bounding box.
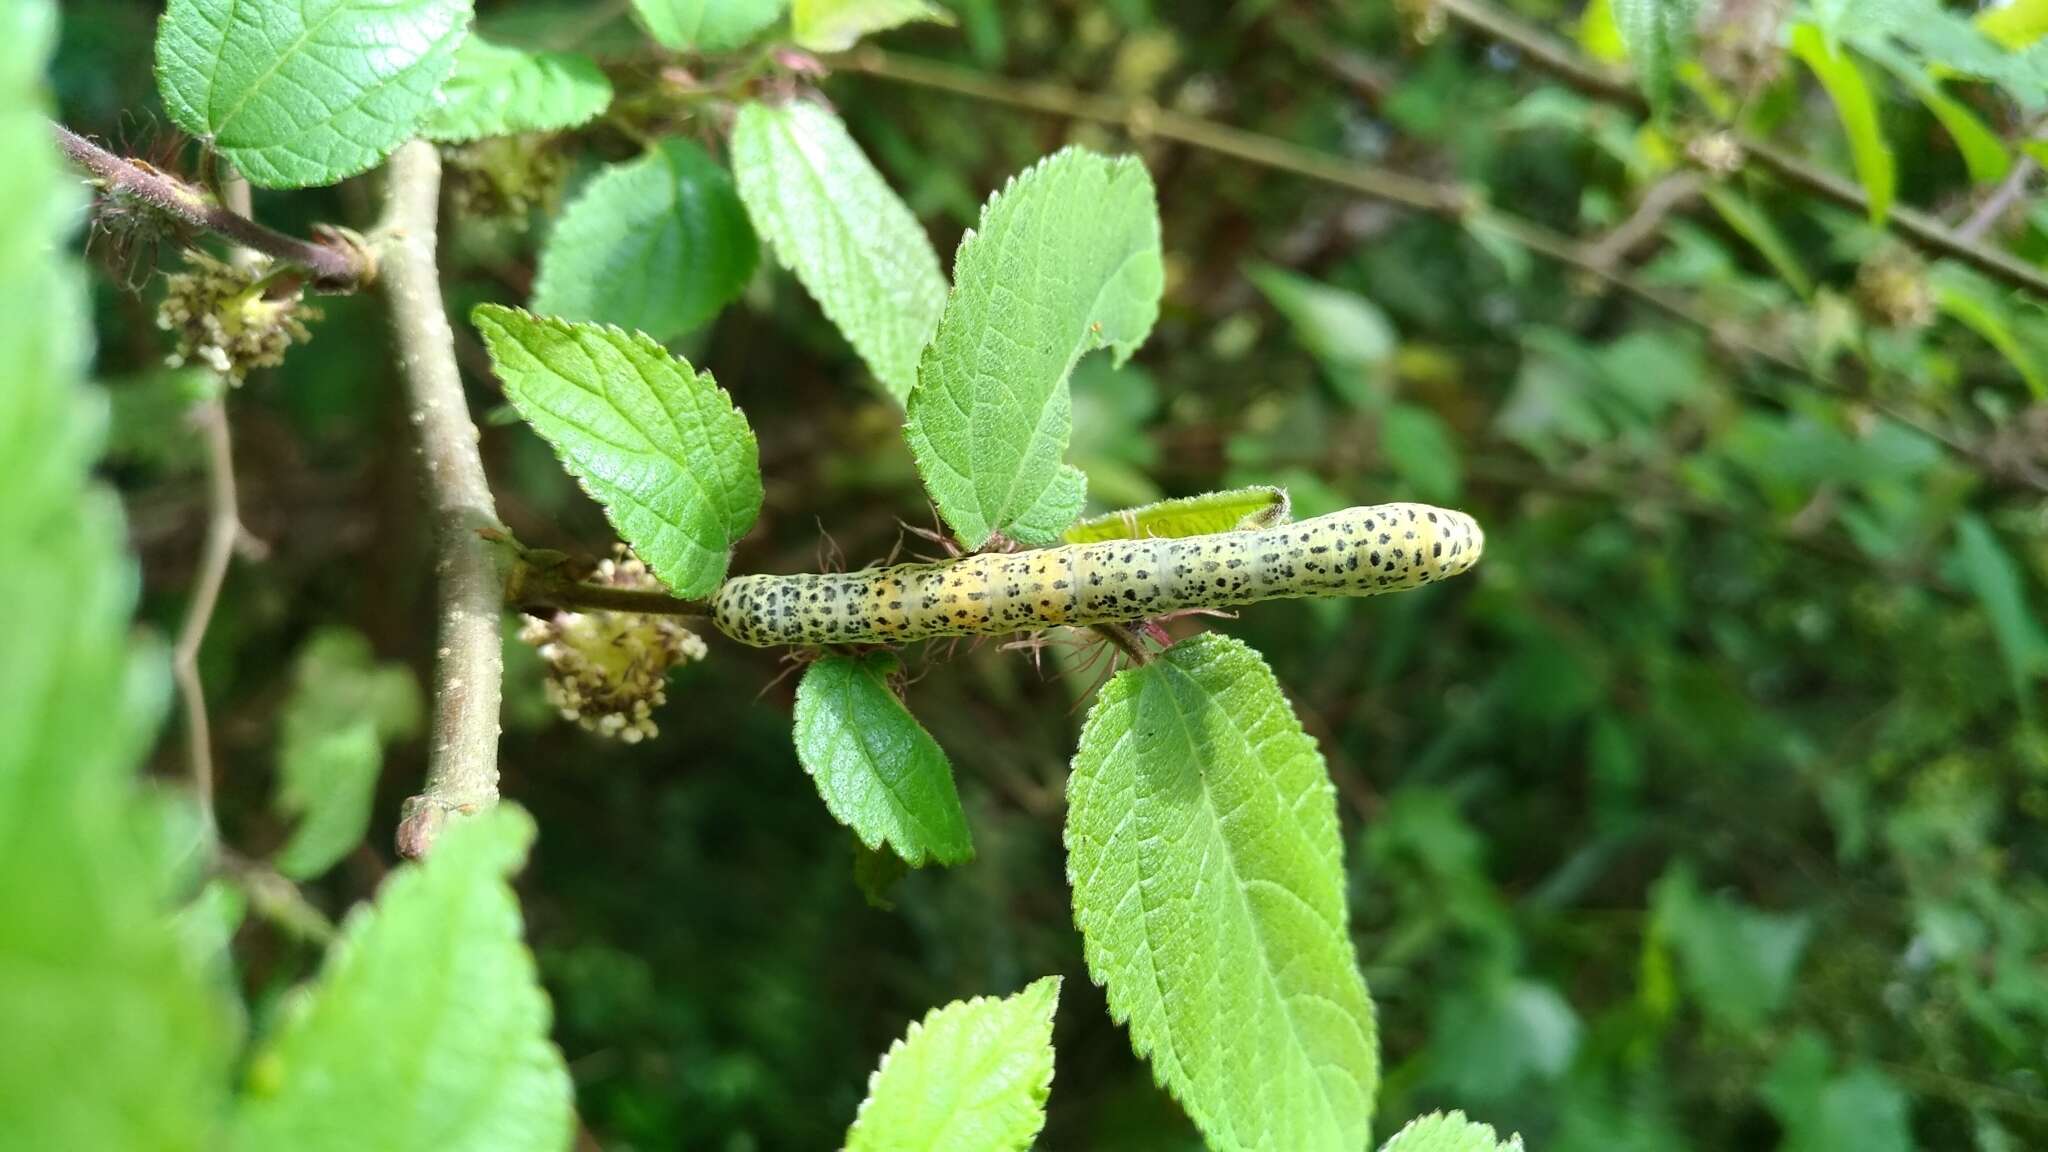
top-left (711, 502), bottom-right (1483, 648)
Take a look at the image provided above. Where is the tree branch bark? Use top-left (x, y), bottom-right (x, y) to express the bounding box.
top-left (53, 122), bottom-right (373, 290)
top-left (376, 141), bottom-right (508, 859)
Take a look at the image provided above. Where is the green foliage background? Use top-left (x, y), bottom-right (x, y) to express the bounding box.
top-left (38, 0), bottom-right (2048, 1148)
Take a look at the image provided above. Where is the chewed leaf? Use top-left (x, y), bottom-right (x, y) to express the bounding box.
top-left (844, 977), bottom-right (1060, 1152)
top-left (792, 653), bottom-right (973, 867)
top-left (473, 306), bottom-right (762, 599)
top-left (420, 37), bottom-right (612, 144)
top-left (905, 148), bottom-right (1163, 549)
top-left (1067, 633), bottom-right (1377, 1151)
top-left (1063, 486), bottom-right (1291, 543)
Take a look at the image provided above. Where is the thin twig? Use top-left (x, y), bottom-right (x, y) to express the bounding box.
top-left (376, 141), bottom-right (508, 859)
top-left (1583, 172), bottom-right (1704, 272)
top-left (1956, 153), bottom-right (2040, 244)
top-left (172, 400), bottom-right (242, 844)
top-left (1427, 0), bottom-right (2048, 299)
top-left (53, 122), bottom-right (373, 290)
top-left (842, 50), bottom-right (2044, 495)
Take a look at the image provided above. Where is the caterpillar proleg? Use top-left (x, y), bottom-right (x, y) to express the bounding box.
top-left (711, 502), bottom-right (1483, 648)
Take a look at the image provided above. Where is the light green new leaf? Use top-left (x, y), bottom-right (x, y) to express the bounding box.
top-left (1611, 0), bottom-right (1701, 112)
top-left (1067, 633), bottom-right (1377, 1152)
top-left (473, 306), bottom-right (762, 598)
top-left (905, 148), bottom-right (1163, 549)
top-left (1929, 263), bottom-right (2048, 398)
top-left (1652, 864), bottom-right (1811, 1031)
top-left (155, 0), bottom-right (473, 187)
top-left (631, 0), bottom-right (785, 52)
top-left (274, 630), bottom-right (423, 879)
top-left (232, 807), bottom-right (574, 1152)
top-left (793, 653), bottom-right (972, 867)
top-left (792, 0), bottom-right (951, 51)
top-left (844, 977), bottom-right (1060, 1152)
top-left (421, 36), bottom-right (612, 143)
top-left (531, 138), bottom-right (758, 342)
top-left (1379, 1111), bottom-right (1525, 1152)
top-left (1789, 23), bottom-right (1897, 226)
top-left (1063, 486), bottom-right (1291, 543)
top-left (1978, 0), bottom-right (2048, 48)
top-left (1249, 264), bottom-right (1396, 408)
top-left (1700, 186), bottom-right (1814, 298)
top-left (1949, 515), bottom-right (2048, 708)
top-left (0, 3), bottom-right (235, 1146)
top-left (731, 100), bottom-right (946, 404)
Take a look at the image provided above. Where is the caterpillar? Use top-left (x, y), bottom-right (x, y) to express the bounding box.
top-left (710, 502), bottom-right (1483, 648)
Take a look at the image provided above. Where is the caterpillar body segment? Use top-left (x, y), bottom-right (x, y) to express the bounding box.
top-left (710, 502), bottom-right (1483, 648)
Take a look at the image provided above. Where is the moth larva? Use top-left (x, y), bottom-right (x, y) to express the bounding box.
top-left (710, 502), bottom-right (1483, 648)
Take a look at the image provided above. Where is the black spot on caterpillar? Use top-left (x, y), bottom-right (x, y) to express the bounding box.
top-left (711, 502), bottom-right (1484, 648)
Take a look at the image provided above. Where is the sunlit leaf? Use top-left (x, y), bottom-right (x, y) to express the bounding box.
top-left (793, 653), bottom-right (972, 867)
top-left (420, 36), bottom-right (611, 143)
top-left (631, 0), bottom-right (783, 51)
top-left (1063, 486), bottom-right (1291, 543)
top-left (1978, 0), bottom-right (2048, 48)
top-left (1789, 23), bottom-right (1897, 226)
top-left (1379, 1111), bottom-right (1526, 1152)
top-left (791, 0), bottom-right (951, 52)
top-left (844, 977), bottom-right (1059, 1152)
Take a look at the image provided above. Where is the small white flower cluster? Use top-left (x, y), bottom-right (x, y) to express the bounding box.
top-left (156, 250), bottom-right (315, 384)
top-left (518, 550), bottom-right (707, 744)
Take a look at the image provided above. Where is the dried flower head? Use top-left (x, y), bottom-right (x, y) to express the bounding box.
top-left (1854, 246), bottom-right (1935, 331)
top-left (155, 250), bottom-right (317, 384)
top-left (518, 549), bottom-right (708, 743)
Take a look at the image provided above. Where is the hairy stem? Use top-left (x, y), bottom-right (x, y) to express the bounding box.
top-left (377, 141), bottom-right (508, 859)
top-left (53, 123), bottom-right (372, 290)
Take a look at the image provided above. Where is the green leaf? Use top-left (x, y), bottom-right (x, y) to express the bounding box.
top-left (1249, 264), bottom-right (1397, 407)
top-left (232, 807), bottom-right (574, 1152)
top-left (1929, 263), bottom-right (2048, 398)
top-left (1428, 974), bottom-right (1580, 1101)
top-left (1611, 0), bottom-right (1701, 113)
top-left (530, 138), bottom-right (758, 343)
top-left (1063, 486), bottom-right (1290, 543)
top-left (1763, 1032), bottom-right (1914, 1152)
top-left (1651, 864), bottom-right (1811, 1031)
top-left (904, 148), bottom-right (1163, 549)
top-left (1379, 1111), bottom-right (1525, 1152)
top-left (274, 629), bottom-right (423, 880)
top-left (791, 0), bottom-right (952, 51)
top-left (473, 305), bottom-right (763, 598)
top-left (843, 977), bottom-right (1061, 1152)
top-left (1948, 515), bottom-right (2048, 708)
top-left (1978, 0), bottom-right (2048, 49)
top-left (1067, 633), bottom-right (1377, 1152)
top-left (420, 36), bottom-right (611, 143)
top-left (1700, 186), bottom-right (1814, 298)
top-left (0, 3), bottom-right (235, 1146)
top-left (792, 653), bottom-right (973, 867)
top-left (630, 0), bottom-right (785, 51)
top-left (155, 0), bottom-right (473, 188)
top-left (1789, 23), bottom-right (1898, 226)
top-left (731, 100), bottom-right (946, 404)
top-left (1381, 403), bottom-right (1463, 502)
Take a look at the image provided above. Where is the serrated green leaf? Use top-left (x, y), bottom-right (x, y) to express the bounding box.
top-left (1067, 633), bottom-right (1377, 1152)
top-left (154, 0), bottom-right (473, 187)
top-left (1379, 1111), bottom-right (1525, 1152)
top-left (631, 0), bottom-right (785, 52)
top-left (0, 3), bottom-right (235, 1146)
top-left (904, 148), bottom-right (1163, 549)
top-left (794, 653), bottom-right (972, 867)
top-left (1699, 186), bottom-right (1814, 298)
top-left (791, 0), bottom-right (951, 52)
top-left (1249, 264), bottom-right (1396, 408)
top-left (232, 807), bottom-right (573, 1152)
top-left (1611, 0), bottom-right (1700, 113)
top-left (731, 100), bottom-right (946, 404)
top-left (1948, 515), bottom-right (2048, 709)
top-left (274, 629), bottom-right (423, 880)
top-left (420, 36), bottom-right (611, 143)
top-left (473, 305), bottom-right (763, 598)
top-left (844, 977), bottom-right (1060, 1152)
top-left (531, 138), bottom-right (758, 342)
top-left (1930, 263), bottom-right (2048, 398)
top-left (1063, 486), bottom-right (1291, 543)
top-left (1652, 864), bottom-right (1810, 1031)
top-left (1790, 23), bottom-right (1897, 226)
